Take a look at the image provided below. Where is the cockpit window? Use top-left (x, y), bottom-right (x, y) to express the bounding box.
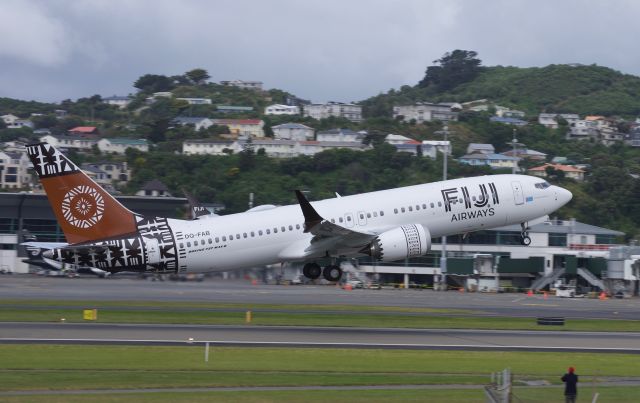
top-left (535, 181), bottom-right (551, 189)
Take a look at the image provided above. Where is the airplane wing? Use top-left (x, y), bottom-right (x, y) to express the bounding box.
top-left (292, 190), bottom-right (378, 256)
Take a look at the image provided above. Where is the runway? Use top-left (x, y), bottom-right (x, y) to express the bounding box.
top-left (2, 276), bottom-right (639, 319)
top-left (1, 322), bottom-right (639, 353)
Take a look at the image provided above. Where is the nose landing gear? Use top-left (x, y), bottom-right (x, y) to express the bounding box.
top-left (520, 222), bottom-right (531, 246)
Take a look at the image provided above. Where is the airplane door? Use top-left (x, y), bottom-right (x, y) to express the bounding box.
top-left (511, 181), bottom-right (524, 205)
top-left (144, 238), bottom-right (161, 265)
top-left (344, 212), bottom-right (355, 228)
top-left (357, 211), bottom-right (367, 226)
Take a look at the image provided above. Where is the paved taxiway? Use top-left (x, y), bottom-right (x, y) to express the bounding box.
top-left (1, 322), bottom-right (639, 353)
top-left (1, 276), bottom-right (639, 319)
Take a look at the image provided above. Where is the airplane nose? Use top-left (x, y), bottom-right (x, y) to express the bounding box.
top-left (556, 187), bottom-right (573, 206)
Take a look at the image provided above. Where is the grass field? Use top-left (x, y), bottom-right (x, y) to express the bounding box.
top-left (2, 299), bottom-right (640, 331)
top-left (2, 345), bottom-right (640, 401)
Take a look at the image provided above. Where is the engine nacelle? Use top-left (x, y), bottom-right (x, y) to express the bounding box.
top-left (363, 224), bottom-right (431, 262)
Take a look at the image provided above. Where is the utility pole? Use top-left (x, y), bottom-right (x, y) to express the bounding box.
top-left (440, 124), bottom-right (449, 290)
top-left (512, 129), bottom-right (518, 174)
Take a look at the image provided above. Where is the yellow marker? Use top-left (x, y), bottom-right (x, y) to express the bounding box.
top-left (246, 310), bottom-right (252, 323)
top-left (83, 309), bottom-right (97, 321)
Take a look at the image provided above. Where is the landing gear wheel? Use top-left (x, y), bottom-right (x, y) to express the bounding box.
top-left (303, 263), bottom-right (322, 280)
top-left (519, 222), bottom-right (531, 246)
top-left (323, 265), bottom-right (343, 282)
top-left (520, 235), bottom-right (531, 246)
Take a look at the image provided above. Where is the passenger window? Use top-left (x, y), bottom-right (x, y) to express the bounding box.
top-left (208, 238), bottom-right (212, 244)
top-left (373, 212), bottom-right (378, 217)
top-left (179, 243), bottom-right (184, 248)
top-left (408, 206), bottom-right (413, 212)
top-left (380, 211), bottom-right (384, 216)
top-left (266, 229), bottom-right (271, 234)
top-left (422, 204), bottom-right (426, 209)
top-left (331, 218), bottom-right (335, 223)
top-left (281, 226), bottom-right (285, 232)
top-left (401, 207), bottom-right (405, 213)
top-left (360, 213), bottom-right (364, 219)
top-left (367, 213), bottom-right (371, 218)
top-left (236, 234), bottom-right (240, 239)
top-left (339, 217), bottom-right (344, 223)
top-left (194, 240), bottom-right (198, 246)
top-left (251, 232), bottom-right (255, 237)
top-left (187, 242), bottom-right (191, 247)
top-left (215, 237), bottom-right (219, 243)
top-left (274, 228), bottom-right (278, 233)
top-left (296, 224), bottom-right (300, 229)
top-left (394, 208), bottom-right (398, 214)
top-left (259, 230), bottom-right (263, 236)
top-left (438, 202), bottom-right (442, 207)
top-left (430, 202), bottom-right (434, 208)
top-left (347, 216), bottom-right (351, 221)
top-left (222, 236), bottom-right (226, 241)
top-left (289, 225), bottom-right (293, 231)
top-left (243, 233), bottom-right (247, 238)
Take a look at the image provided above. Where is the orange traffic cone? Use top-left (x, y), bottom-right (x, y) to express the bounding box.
top-left (543, 291), bottom-right (548, 300)
top-left (459, 287), bottom-right (465, 293)
top-left (599, 292), bottom-right (607, 300)
top-left (527, 289), bottom-right (533, 297)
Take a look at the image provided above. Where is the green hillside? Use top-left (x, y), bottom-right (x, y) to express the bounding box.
top-left (362, 64), bottom-right (640, 117)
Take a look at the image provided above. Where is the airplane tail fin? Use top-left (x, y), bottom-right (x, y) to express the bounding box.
top-left (26, 142), bottom-right (138, 244)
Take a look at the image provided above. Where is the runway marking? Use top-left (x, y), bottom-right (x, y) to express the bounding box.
top-left (511, 297), bottom-right (524, 303)
top-left (522, 303), bottom-right (559, 307)
top-left (2, 338), bottom-right (640, 353)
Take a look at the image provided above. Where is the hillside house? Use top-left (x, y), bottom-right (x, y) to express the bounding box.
top-left (528, 163), bottom-right (585, 181)
top-left (265, 104), bottom-right (300, 115)
top-left (316, 128), bottom-right (364, 143)
top-left (303, 102), bottom-right (362, 122)
top-left (98, 138), bottom-right (149, 154)
top-left (173, 117), bottom-right (214, 131)
top-left (393, 102), bottom-right (459, 123)
top-left (272, 123), bottom-right (314, 141)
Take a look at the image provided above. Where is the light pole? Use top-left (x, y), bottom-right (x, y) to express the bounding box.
top-left (440, 124), bottom-right (449, 290)
top-left (511, 129), bottom-right (518, 174)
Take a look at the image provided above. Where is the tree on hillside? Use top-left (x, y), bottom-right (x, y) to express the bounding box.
top-left (185, 68), bottom-right (210, 85)
top-left (418, 50), bottom-right (482, 91)
top-left (133, 74), bottom-right (175, 93)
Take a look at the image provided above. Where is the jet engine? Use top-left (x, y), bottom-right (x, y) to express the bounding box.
top-left (362, 224), bottom-right (431, 262)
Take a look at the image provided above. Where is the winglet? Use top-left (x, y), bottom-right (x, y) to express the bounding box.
top-left (294, 190), bottom-right (323, 233)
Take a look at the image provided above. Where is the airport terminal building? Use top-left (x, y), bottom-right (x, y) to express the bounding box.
top-left (1, 193), bottom-right (636, 294)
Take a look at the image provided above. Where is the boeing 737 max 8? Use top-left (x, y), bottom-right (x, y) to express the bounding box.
top-left (25, 142), bottom-right (572, 281)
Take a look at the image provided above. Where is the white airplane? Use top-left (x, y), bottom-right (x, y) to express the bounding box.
top-left (26, 142), bottom-right (572, 281)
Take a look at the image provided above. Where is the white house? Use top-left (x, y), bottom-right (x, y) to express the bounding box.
top-left (183, 140), bottom-right (240, 155)
top-left (177, 97), bottom-right (212, 105)
top-left (84, 161), bottom-right (132, 183)
top-left (303, 102), bottom-right (362, 122)
top-left (316, 128), bottom-right (364, 143)
top-left (538, 113), bottom-right (559, 129)
top-left (393, 102), bottom-right (459, 123)
top-left (272, 123), bottom-right (314, 141)
top-left (265, 104), bottom-right (300, 115)
top-left (421, 140), bottom-right (451, 159)
top-left (40, 134), bottom-right (97, 151)
top-left (98, 138), bottom-right (149, 154)
top-left (103, 96), bottom-right (132, 109)
top-left (384, 134), bottom-right (415, 145)
top-left (173, 117), bottom-right (215, 131)
top-left (220, 80), bottom-right (263, 90)
top-left (1, 114), bottom-right (33, 129)
top-left (0, 150), bottom-right (31, 189)
top-left (458, 153), bottom-right (520, 170)
top-left (1, 114), bottom-right (19, 126)
top-left (212, 119), bottom-right (265, 138)
top-left (296, 141), bottom-right (371, 156)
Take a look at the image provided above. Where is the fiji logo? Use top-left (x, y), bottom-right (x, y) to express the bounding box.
top-left (61, 185), bottom-right (105, 228)
top-left (441, 182), bottom-right (500, 212)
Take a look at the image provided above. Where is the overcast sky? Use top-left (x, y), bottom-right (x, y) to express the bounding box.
top-left (2, 0), bottom-right (639, 104)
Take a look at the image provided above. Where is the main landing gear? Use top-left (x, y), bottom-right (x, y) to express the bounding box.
top-left (520, 222), bottom-right (531, 246)
top-left (302, 262), bottom-right (343, 282)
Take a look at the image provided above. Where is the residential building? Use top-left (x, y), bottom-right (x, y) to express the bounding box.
top-left (97, 138), bottom-right (149, 154)
top-left (599, 126), bottom-right (624, 146)
top-left (265, 104), bottom-right (300, 115)
top-left (490, 116), bottom-right (527, 126)
top-left (272, 123), bottom-right (314, 141)
top-left (461, 99), bottom-right (490, 112)
top-left (495, 107), bottom-right (525, 119)
top-left (528, 163), bottom-right (585, 181)
top-left (173, 117), bottom-right (215, 131)
top-left (216, 105), bottom-right (254, 114)
top-left (391, 141), bottom-right (423, 156)
top-left (384, 134), bottom-right (415, 145)
top-left (303, 102), bottom-right (362, 122)
top-left (183, 140), bottom-right (238, 155)
top-left (421, 140), bottom-right (451, 159)
top-left (81, 164), bottom-right (113, 191)
top-left (212, 119), bottom-right (264, 138)
top-left (54, 109), bottom-right (68, 119)
top-left (458, 153), bottom-right (519, 170)
top-left (316, 128), bottom-right (363, 143)
top-left (0, 151), bottom-right (31, 189)
top-left (624, 128), bottom-right (640, 147)
top-left (177, 97), bottom-right (212, 105)
top-left (501, 148), bottom-right (547, 161)
top-left (538, 113), bottom-right (559, 129)
top-left (296, 141), bottom-right (371, 156)
top-left (68, 126), bottom-right (98, 137)
top-left (103, 95), bottom-right (132, 109)
top-left (1, 114), bottom-right (33, 129)
top-left (33, 129), bottom-right (51, 136)
top-left (40, 134), bottom-right (97, 152)
top-left (466, 143), bottom-right (495, 155)
top-left (84, 161), bottom-right (131, 183)
top-left (568, 120), bottom-right (598, 140)
top-left (220, 80), bottom-right (263, 90)
top-left (136, 179), bottom-right (172, 197)
top-left (393, 102), bottom-right (459, 123)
